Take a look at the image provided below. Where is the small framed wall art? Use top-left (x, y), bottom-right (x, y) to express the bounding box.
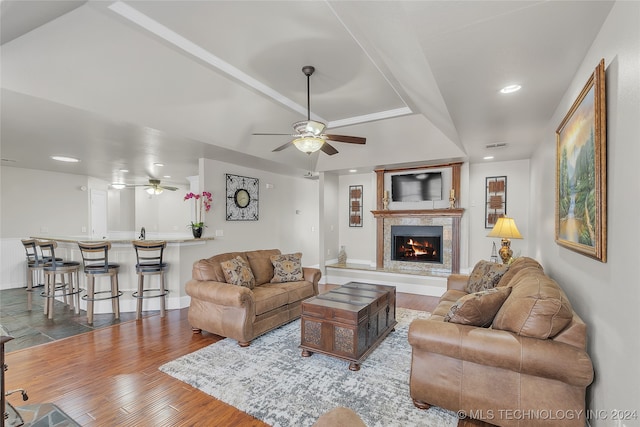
top-left (349, 185), bottom-right (363, 227)
top-left (225, 173), bottom-right (259, 221)
top-left (485, 176), bottom-right (507, 228)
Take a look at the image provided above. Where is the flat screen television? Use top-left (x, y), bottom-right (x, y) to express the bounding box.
top-left (391, 172), bottom-right (442, 202)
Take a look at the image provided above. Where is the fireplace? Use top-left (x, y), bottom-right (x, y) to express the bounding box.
top-left (391, 225), bottom-right (443, 264)
top-left (374, 208), bottom-right (463, 274)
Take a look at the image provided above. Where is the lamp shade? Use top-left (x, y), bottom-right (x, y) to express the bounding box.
top-left (292, 136), bottom-right (324, 154)
top-left (487, 217), bottom-right (523, 239)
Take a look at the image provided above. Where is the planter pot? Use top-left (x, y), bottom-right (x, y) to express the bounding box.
top-left (192, 227), bottom-right (203, 239)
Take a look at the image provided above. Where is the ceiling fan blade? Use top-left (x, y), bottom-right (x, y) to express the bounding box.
top-left (161, 186), bottom-right (178, 191)
top-left (272, 141), bottom-right (293, 152)
top-left (324, 134), bottom-right (366, 144)
top-left (320, 142), bottom-right (339, 156)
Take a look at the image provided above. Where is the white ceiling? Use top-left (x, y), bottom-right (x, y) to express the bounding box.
top-left (0, 0), bottom-right (614, 186)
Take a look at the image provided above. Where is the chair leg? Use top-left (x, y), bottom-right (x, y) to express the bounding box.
top-left (47, 274), bottom-right (55, 320)
top-left (112, 273), bottom-right (120, 320)
top-left (60, 273), bottom-right (69, 307)
top-left (136, 274), bottom-right (144, 320)
top-left (26, 267), bottom-right (34, 311)
top-left (66, 272), bottom-right (74, 312)
top-left (160, 271), bottom-right (166, 318)
top-left (43, 273), bottom-right (49, 316)
top-left (73, 270), bottom-right (80, 314)
top-left (87, 276), bottom-right (95, 324)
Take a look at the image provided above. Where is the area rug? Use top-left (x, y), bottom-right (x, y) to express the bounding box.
top-left (159, 308), bottom-right (458, 427)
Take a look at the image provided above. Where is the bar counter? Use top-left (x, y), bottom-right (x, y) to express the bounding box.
top-left (30, 235), bottom-right (216, 315)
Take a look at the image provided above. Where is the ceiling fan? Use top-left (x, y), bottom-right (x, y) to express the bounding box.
top-left (253, 65), bottom-right (366, 156)
top-left (125, 178), bottom-right (178, 195)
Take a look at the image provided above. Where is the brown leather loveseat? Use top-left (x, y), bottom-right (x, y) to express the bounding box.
top-left (408, 257), bottom-right (594, 426)
top-left (186, 249), bottom-right (321, 346)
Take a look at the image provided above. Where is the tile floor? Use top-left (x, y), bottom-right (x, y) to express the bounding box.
top-left (0, 287), bottom-right (158, 353)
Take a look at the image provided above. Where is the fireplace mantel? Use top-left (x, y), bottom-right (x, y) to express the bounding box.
top-left (372, 209), bottom-right (464, 219)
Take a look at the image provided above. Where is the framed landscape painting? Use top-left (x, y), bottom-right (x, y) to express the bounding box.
top-left (555, 59), bottom-right (607, 262)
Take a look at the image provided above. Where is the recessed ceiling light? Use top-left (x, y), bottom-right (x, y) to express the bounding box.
top-left (119, 169), bottom-right (129, 173)
top-left (349, 169), bottom-right (357, 173)
top-left (111, 183), bottom-right (126, 190)
top-left (163, 175), bottom-right (171, 178)
top-left (483, 156), bottom-right (495, 160)
top-left (500, 84), bottom-right (522, 94)
top-left (154, 162), bottom-right (165, 167)
top-left (51, 156), bottom-right (80, 163)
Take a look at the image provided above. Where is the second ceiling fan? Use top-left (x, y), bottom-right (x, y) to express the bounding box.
top-left (253, 65), bottom-right (366, 155)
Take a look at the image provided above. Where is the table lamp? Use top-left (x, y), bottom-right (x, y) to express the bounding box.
top-left (487, 217), bottom-right (523, 264)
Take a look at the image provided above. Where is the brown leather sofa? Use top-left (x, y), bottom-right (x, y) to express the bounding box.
top-left (186, 249), bottom-right (321, 346)
top-left (408, 257), bottom-right (594, 426)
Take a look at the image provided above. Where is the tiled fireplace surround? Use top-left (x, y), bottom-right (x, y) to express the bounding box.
top-left (386, 216), bottom-right (452, 274)
top-left (372, 209), bottom-right (464, 275)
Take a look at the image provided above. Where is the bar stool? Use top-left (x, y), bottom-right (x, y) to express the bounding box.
top-left (78, 241), bottom-right (123, 325)
top-left (132, 240), bottom-right (169, 320)
top-left (21, 239), bottom-right (45, 311)
top-left (38, 241), bottom-right (81, 319)
top-left (21, 239), bottom-right (64, 310)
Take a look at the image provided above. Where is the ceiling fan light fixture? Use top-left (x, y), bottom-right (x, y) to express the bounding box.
top-left (146, 187), bottom-right (163, 195)
top-left (293, 136), bottom-right (325, 154)
top-left (294, 120), bottom-right (325, 136)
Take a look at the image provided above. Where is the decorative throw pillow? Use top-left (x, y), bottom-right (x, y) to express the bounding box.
top-left (270, 252), bottom-right (304, 283)
top-left (444, 286), bottom-right (512, 327)
top-left (465, 260), bottom-right (509, 293)
top-left (492, 269), bottom-right (573, 339)
top-left (220, 256), bottom-right (255, 289)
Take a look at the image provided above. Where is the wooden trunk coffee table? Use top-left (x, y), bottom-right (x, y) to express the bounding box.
top-left (300, 281), bottom-right (397, 371)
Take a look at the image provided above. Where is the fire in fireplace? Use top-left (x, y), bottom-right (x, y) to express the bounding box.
top-left (391, 225), bottom-right (443, 264)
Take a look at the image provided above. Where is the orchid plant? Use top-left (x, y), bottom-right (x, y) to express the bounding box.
top-left (184, 191), bottom-right (212, 228)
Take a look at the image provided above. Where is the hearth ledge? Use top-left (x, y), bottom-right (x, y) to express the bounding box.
top-left (324, 263), bottom-right (448, 297)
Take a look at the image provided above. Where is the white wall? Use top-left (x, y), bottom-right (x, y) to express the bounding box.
top-left (108, 188), bottom-right (135, 232)
top-left (200, 158), bottom-right (320, 267)
top-left (1, 166), bottom-right (89, 238)
top-left (468, 160), bottom-right (530, 266)
top-left (134, 185), bottom-right (191, 235)
top-left (320, 172), bottom-right (339, 269)
top-left (529, 2), bottom-right (640, 423)
top-left (338, 172), bottom-right (377, 265)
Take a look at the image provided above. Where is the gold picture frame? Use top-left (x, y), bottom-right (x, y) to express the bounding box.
top-left (555, 59), bottom-right (606, 262)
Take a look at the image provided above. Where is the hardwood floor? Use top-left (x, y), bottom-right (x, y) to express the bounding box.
top-left (4, 286), bottom-right (486, 426)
